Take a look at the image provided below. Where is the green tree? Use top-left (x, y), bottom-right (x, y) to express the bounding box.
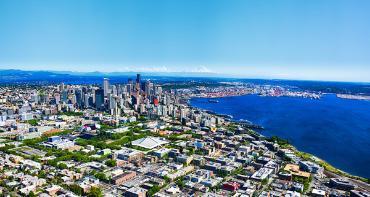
top-left (94, 172), bottom-right (108, 182)
top-left (176, 177), bottom-right (185, 189)
top-left (68, 184), bottom-right (83, 196)
top-left (38, 170), bottom-right (47, 178)
top-left (163, 175), bottom-right (171, 183)
top-left (58, 163), bottom-right (68, 169)
top-left (29, 191), bottom-right (36, 197)
top-left (261, 178), bottom-right (269, 185)
top-left (147, 185), bottom-right (160, 197)
top-left (105, 159), bottom-right (117, 167)
top-left (87, 187), bottom-right (103, 197)
top-left (27, 119), bottom-right (38, 126)
top-left (186, 148), bottom-right (195, 156)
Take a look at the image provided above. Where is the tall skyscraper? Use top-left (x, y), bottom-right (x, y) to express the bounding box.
top-left (103, 78), bottom-right (110, 97)
top-left (59, 82), bottom-right (65, 92)
top-left (95, 88), bottom-right (105, 110)
top-left (136, 74), bottom-right (141, 84)
top-left (75, 89), bottom-right (83, 108)
top-left (136, 74), bottom-right (141, 92)
top-left (145, 80), bottom-right (153, 97)
top-left (54, 93), bottom-right (61, 104)
top-left (61, 89), bottom-right (68, 103)
top-left (84, 93), bottom-right (90, 108)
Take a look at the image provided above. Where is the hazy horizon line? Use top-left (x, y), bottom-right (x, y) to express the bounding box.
top-left (1, 68), bottom-right (370, 84)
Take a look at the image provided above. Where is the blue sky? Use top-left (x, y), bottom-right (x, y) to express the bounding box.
top-left (0, 0), bottom-right (370, 82)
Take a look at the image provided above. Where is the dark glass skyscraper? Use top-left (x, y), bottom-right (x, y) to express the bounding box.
top-left (136, 74), bottom-right (141, 84)
top-left (75, 89), bottom-right (83, 108)
top-left (95, 88), bottom-right (105, 110)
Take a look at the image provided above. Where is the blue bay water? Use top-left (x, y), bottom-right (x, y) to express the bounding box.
top-left (190, 94), bottom-right (370, 178)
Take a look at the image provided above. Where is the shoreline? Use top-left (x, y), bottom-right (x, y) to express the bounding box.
top-left (187, 96), bottom-right (370, 184)
top-left (194, 91), bottom-right (370, 102)
top-left (337, 93), bottom-right (370, 101)
top-left (192, 92), bottom-right (321, 100)
top-left (187, 98), bottom-right (265, 130)
top-left (293, 147), bottom-right (370, 185)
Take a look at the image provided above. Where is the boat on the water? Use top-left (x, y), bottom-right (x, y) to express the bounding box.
top-left (208, 99), bottom-right (219, 103)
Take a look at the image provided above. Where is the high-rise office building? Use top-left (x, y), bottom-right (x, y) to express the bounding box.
top-left (145, 80), bottom-right (154, 99)
top-left (59, 83), bottom-right (65, 92)
top-left (61, 90), bottom-right (68, 103)
top-left (95, 88), bottom-right (105, 110)
top-left (103, 78), bottom-right (110, 97)
top-left (111, 85), bottom-right (117, 96)
top-left (136, 74), bottom-right (141, 91)
top-left (54, 93), bottom-right (61, 104)
top-left (75, 89), bottom-right (83, 108)
top-left (126, 83), bottom-right (133, 95)
top-left (84, 93), bottom-right (90, 108)
top-left (136, 74), bottom-right (141, 84)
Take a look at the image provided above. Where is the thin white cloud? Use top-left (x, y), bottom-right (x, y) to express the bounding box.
top-left (117, 66), bottom-right (170, 72)
top-left (189, 65), bottom-right (212, 73)
top-left (114, 65), bottom-right (214, 73)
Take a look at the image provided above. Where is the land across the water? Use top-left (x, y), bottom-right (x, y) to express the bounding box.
top-left (190, 94), bottom-right (370, 179)
top-left (337, 94), bottom-right (370, 101)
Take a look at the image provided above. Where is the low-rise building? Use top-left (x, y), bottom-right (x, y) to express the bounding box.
top-left (223, 182), bottom-right (240, 191)
top-left (329, 178), bottom-right (356, 191)
top-left (284, 164), bottom-right (310, 179)
top-left (112, 171), bottom-right (136, 185)
top-left (114, 148), bottom-right (144, 162)
top-left (152, 148), bottom-right (170, 158)
top-left (125, 186), bottom-right (147, 197)
top-left (41, 136), bottom-right (75, 150)
top-left (131, 137), bottom-right (168, 150)
top-left (250, 167), bottom-right (273, 181)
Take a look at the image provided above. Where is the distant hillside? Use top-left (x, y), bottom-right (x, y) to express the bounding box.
top-left (52, 70), bottom-right (222, 77)
top-left (0, 69), bottom-right (70, 82)
top-left (0, 69), bottom-right (225, 84)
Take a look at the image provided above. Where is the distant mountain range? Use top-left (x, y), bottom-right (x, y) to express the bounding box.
top-left (52, 70), bottom-right (224, 77)
top-left (0, 69), bottom-right (70, 82)
top-left (0, 69), bottom-right (227, 84)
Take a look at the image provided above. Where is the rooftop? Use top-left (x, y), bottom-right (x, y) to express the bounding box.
top-left (131, 137), bottom-right (168, 149)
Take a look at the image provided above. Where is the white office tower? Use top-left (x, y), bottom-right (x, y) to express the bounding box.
top-left (119, 97), bottom-right (125, 108)
top-left (84, 93), bottom-right (90, 108)
top-left (117, 84), bottom-right (122, 95)
top-left (103, 78), bottom-right (110, 97)
top-left (180, 108), bottom-right (186, 120)
top-left (31, 91), bottom-right (39, 103)
top-left (111, 85), bottom-right (117, 96)
top-left (162, 106), bottom-right (168, 117)
top-left (126, 83), bottom-right (133, 95)
top-left (163, 96), bottom-right (167, 105)
top-left (140, 104), bottom-right (146, 114)
top-left (54, 93), bottom-right (61, 104)
top-left (172, 107), bottom-right (177, 118)
top-left (166, 95), bottom-right (171, 104)
top-left (155, 86), bottom-right (162, 96)
top-left (109, 94), bottom-right (116, 110)
top-left (193, 114), bottom-right (201, 123)
top-left (59, 83), bottom-right (65, 92)
top-left (110, 105), bottom-right (120, 116)
top-left (145, 81), bottom-right (153, 96)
